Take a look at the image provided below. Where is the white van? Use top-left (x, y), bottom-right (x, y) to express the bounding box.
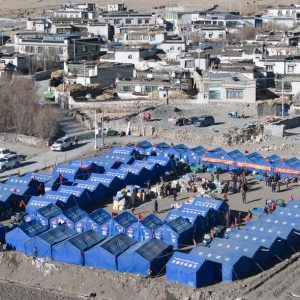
top-left (0, 154), bottom-right (21, 171)
top-left (51, 137), bottom-right (73, 151)
top-left (0, 148), bottom-right (12, 159)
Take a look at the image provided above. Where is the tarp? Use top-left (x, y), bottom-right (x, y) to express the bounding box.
top-left (53, 164), bottom-right (86, 182)
top-left (166, 251), bottom-right (218, 288)
top-left (57, 185), bottom-right (91, 209)
top-left (182, 145), bottom-right (206, 164)
top-left (6, 220), bottom-right (48, 252)
top-left (135, 140), bottom-right (153, 155)
top-left (52, 230), bottom-right (106, 265)
top-left (163, 144), bottom-right (189, 160)
top-left (105, 168), bottom-right (137, 186)
top-left (118, 238), bottom-right (173, 276)
top-left (110, 211), bottom-right (138, 236)
top-left (147, 142), bottom-right (171, 156)
top-left (24, 203), bottom-right (63, 227)
top-left (190, 245), bottom-right (258, 281)
top-left (88, 173), bottom-right (123, 196)
top-left (155, 216), bottom-right (193, 249)
top-left (44, 191), bottom-right (76, 210)
top-left (119, 165), bottom-right (150, 186)
top-left (126, 214), bottom-right (164, 241)
top-left (201, 148), bottom-right (234, 170)
top-left (111, 146), bottom-right (136, 156)
top-left (84, 234), bottom-right (136, 270)
top-left (73, 179), bottom-right (107, 203)
top-left (50, 205), bottom-right (88, 230)
top-left (24, 225), bottom-right (76, 258)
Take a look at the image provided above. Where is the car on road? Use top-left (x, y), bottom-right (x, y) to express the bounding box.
top-left (0, 154), bottom-right (21, 171)
top-left (194, 115), bottom-right (215, 127)
top-left (51, 137), bottom-right (73, 151)
top-left (0, 148), bottom-right (14, 159)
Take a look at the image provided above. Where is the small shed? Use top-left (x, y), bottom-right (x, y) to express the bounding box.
top-left (84, 234), bottom-right (136, 270)
top-left (52, 230), bottom-right (106, 265)
top-left (118, 238), bottom-right (173, 276)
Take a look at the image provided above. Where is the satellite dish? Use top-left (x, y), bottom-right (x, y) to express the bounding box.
top-left (86, 93), bottom-right (91, 99)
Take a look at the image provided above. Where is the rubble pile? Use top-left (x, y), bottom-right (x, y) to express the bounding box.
top-left (56, 83), bottom-right (102, 98)
top-left (258, 143), bottom-right (296, 152)
top-left (220, 123), bottom-right (264, 146)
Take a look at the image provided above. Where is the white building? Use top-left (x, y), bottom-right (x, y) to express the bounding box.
top-left (256, 57), bottom-right (300, 75)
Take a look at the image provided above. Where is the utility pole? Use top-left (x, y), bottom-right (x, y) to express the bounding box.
top-left (281, 76), bottom-right (284, 119)
top-left (83, 61), bottom-right (86, 86)
top-left (101, 110), bottom-right (105, 148)
top-left (73, 39), bottom-right (76, 61)
top-left (94, 109), bottom-right (97, 150)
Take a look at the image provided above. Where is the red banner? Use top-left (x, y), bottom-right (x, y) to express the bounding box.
top-left (202, 157), bottom-right (234, 165)
top-left (237, 162), bottom-right (271, 171)
top-left (274, 167), bottom-right (300, 175)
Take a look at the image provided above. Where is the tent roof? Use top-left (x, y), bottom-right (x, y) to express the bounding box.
top-left (44, 191), bottom-right (72, 203)
top-left (58, 186), bottom-right (86, 197)
top-left (25, 173), bottom-right (52, 183)
top-left (100, 152), bottom-right (133, 163)
top-left (167, 216), bottom-right (192, 234)
top-left (73, 180), bottom-right (99, 191)
top-left (268, 154), bottom-right (282, 165)
top-left (0, 190), bottom-right (13, 203)
top-left (191, 145), bottom-right (206, 155)
top-left (63, 205), bottom-right (87, 222)
top-left (67, 230), bottom-right (106, 251)
top-left (105, 169), bottom-right (129, 180)
top-left (286, 157), bottom-right (300, 169)
top-left (36, 203), bottom-right (62, 218)
top-left (180, 204), bottom-right (212, 218)
top-left (89, 173), bottom-right (117, 185)
top-left (6, 176), bottom-right (33, 186)
top-left (192, 196), bottom-right (224, 211)
top-left (37, 225), bottom-right (76, 245)
top-left (0, 183), bottom-right (30, 194)
top-left (136, 140), bottom-right (153, 150)
top-left (53, 164), bottom-right (79, 175)
top-left (89, 208), bottom-right (111, 225)
top-left (141, 214), bottom-right (164, 230)
top-left (19, 220), bottom-right (48, 237)
top-left (154, 142), bottom-right (171, 150)
top-left (112, 147), bottom-right (135, 156)
top-left (147, 156), bottom-right (171, 166)
top-left (119, 165), bottom-right (144, 175)
top-left (99, 234), bottom-right (136, 255)
top-left (114, 211), bottom-right (138, 227)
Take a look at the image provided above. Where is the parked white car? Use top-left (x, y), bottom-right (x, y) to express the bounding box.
top-left (0, 148), bottom-right (13, 159)
top-left (0, 154), bottom-right (21, 171)
top-left (51, 137), bottom-right (73, 151)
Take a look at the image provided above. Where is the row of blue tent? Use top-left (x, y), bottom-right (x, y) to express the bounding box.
top-left (6, 222), bottom-right (173, 277)
top-left (8, 195), bottom-right (227, 251)
top-left (166, 200), bottom-right (300, 288)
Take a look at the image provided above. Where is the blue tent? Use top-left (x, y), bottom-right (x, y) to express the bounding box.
top-left (6, 176), bottom-right (39, 191)
top-left (146, 142), bottom-right (171, 156)
top-left (135, 140), bottom-right (153, 155)
top-left (49, 205), bottom-right (88, 230)
top-left (190, 245), bottom-right (258, 281)
top-left (84, 234), bottom-right (136, 270)
top-left (166, 252), bottom-right (218, 288)
top-left (273, 206), bottom-right (300, 219)
top-left (53, 164), bottom-right (87, 182)
top-left (24, 203), bottom-right (63, 227)
top-left (155, 216), bottom-right (193, 249)
top-left (258, 213), bottom-right (300, 231)
top-left (0, 189), bottom-right (18, 209)
top-left (201, 148), bottom-right (234, 171)
top-left (52, 230), bottom-right (106, 265)
top-left (244, 223), bottom-right (300, 255)
top-left (58, 185), bottom-right (91, 208)
top-left (245, 152), bottom-right (272, 173)
top-left (93, 158), bottom-right (122, 170)
top-left (111, 146), bottom-right (137, 156)
top-left (104, 168), bottom-right (137, 186)
top-left (26, 196), bottom-right (62, 214)
top-left (131, 160), bottom-right (162, 183)
top-left (83, 208), bottom-right (112, 236)
top-left (285, 157), bottom-right (300, 172)
top-left (268, 154), bottom-right (282, 167)
top-left (0, 183), bottom-right (34, 203)
top-left (0, 224), bottom-right (5, 244)
top-left (146, 156), bottom-right (175, 173)
top-left (88, 173), bottom-right (123, 196)
top-left (100, 152), bottom-right (134, 165)
top-left (118, 238), bottom-right (173, 276)
top-left (209, 237), bottom-right (271, 270)
top-left (285, 200), bottom-right (300, 211)
top-left (163, 144), bottom-right (189, 160)
top-left (229, 230), bottom-right (288, 263)
top-left (24, 225), bottom-right (76, 258)
top-left (227, 150), bottom-right (252, 171)
top-left (110, 211), bottom-right (138, 236)
top-left (68, 160), bottom-right (102, 176)
top-left (6, 220), bottom-right (48, 252)
top-left (126, 214), bottom-right (164, 241)
top-left (43, 191), bottom-right (76, 210)
top-left (182, 145), bottom-right (206, 164)
top-left (119, 165), bottom-right (149, 186)
top-left (73, 179), bottom-right (107, 203)
top-left (24, 173), bottom-right (52, 186)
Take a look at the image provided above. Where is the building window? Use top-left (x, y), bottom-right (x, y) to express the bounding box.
top-left (208, 33), bottom-right (213, 38)
top-left (219, 33), bottom-right (224, 38)
top-left (37, 47), bottom-right (43, 54)
top-left (125, 19), bottom-right (132, 24)
top-left (288, 65), bottom-right (295, 73)
top-left (184, 60), bottom-right (195, 68)
top-left (82, 45), bottom-right (87, 53)
top-left (226, 89), bottom-right (243, 99)
top-left (138, 19), bottom-right (142, 24)
top-left (114, 19), bottom-right (120, 24)
top-left (92, 45), bottom-right (99, 51)
top-left (128, 54), bottom-right (132, 59)
top-left (58, 47), bottom-right (64, 54)
top-left (266, 65), bottom-right (274, 72)
top-left (145, 19), bottom-right (149, 24)
top-left (209, 89), bottom-right (221, 100)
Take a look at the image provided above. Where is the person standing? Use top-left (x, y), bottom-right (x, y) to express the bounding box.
top-left (277, 181), bottom-right (281, 192)
top-left (285, 177), bottom-right (289, 190)
top-left (173, 189), bottom-right (177, 202)
top-left (242, 190), bottom-right (247, 204)
top-left (271, 181), bottom-right (276, 193)
top-left (154, 199), bottom-right (158, 214)
top-left (33, 246), bottom-right (37, 260)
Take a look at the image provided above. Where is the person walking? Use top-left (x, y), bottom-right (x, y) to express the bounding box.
top-left (33, 246), bottom-right (37, 260)
top-left (154, 199), bottom-right (158, 214)
top-left (285, 177), bottom-right (289, 190)
top-left (277, 181), bottom-right (281, 192)
top-left (271, 181), bottom-right (276, 193)
top-left (173, 189), bottom-right (177, 202)
top-left (242, 191), bottom-right (247, 204)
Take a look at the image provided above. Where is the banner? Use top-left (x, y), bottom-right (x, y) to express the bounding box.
top-left (237, 162), bottom-right (271, 171)
top-left (202, 157), bottom-right (234, 165)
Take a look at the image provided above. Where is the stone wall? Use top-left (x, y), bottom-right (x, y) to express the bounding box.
top-left (275, 115), bottom-right (300, 130)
